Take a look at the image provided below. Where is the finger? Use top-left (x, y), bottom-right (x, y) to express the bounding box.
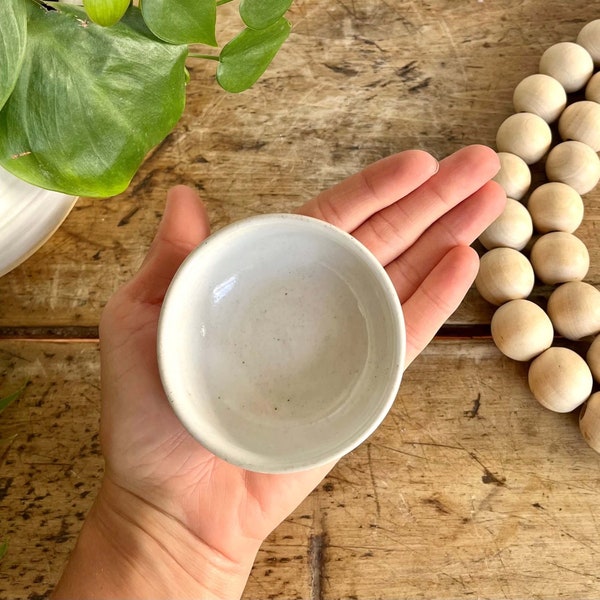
top-left (352, 145), bottom-right (500, 265)
top-left (402, 245), bottom-right (480, 367)
top-left (128, 185), bottom-right (211, 305)
top-left (297, 150), bottom-right (439, 232)
top-left (387, 180), bottom-right (506, 303)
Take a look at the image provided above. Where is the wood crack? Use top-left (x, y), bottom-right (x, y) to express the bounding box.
top-left (0, 326), bottom-right (99, 341)
top-left (308, 532), bottom-right (327, 600)
top-left (0, 324), bottom-right (487, 342)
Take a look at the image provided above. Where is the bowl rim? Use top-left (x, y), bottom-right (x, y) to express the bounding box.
top-left (157, 213), bottom-right (406, 473)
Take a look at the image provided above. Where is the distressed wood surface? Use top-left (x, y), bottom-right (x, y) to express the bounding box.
top-left (2, 1), bottom-right (600, 599)
top-left (1, 0), bottom-right (600, 327)
top-left (2, 339), bottom-right (600, 599)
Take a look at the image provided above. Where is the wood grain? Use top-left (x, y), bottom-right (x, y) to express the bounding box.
top-left (2, 339), bottom-right (600, 599)
top-left (1, 0), bottom-right (599, 327)
top-left (2, 1), bottom-right (600, 599)
top-left (0, 341), bottom-right (313, 600)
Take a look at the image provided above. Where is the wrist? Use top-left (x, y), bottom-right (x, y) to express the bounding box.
top-left (52, 478), bottom-right (258, 600)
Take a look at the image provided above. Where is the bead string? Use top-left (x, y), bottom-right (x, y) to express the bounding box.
top-left (475, 20), bottom-right (600, 453)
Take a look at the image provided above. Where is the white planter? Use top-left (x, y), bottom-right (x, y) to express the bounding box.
top-left (0, 167), bottom-right (77, 277)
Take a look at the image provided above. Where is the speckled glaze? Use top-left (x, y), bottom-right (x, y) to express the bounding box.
top-left (157, 214), bottom-right (405, 473)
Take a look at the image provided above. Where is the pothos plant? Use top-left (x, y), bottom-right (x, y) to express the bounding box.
top-left (1, 0), bottom-right (292, 197)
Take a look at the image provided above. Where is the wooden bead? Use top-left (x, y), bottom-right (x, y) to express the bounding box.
top-left (493, 152), bottom-right (531, 200)
top-left (478, 198), bottom-right (533, 250)
top-left (586, 335), bottom-right (600, 381)
top-left (491, 299), bottom-right (554, 361)
top-left (545, 141), bottom-right (600, 195)
top-left (496, 113), bottom-right (552, 165)
top-left (558, 101), bottom-right (600, 151)
top-left (547, 281), bottom-right (600, 340)
top-left (585, 72), bottom-right (600, 103)
top-left (577, 19), bottom-right (600, 65)
top-left (579, 392), bottom-right (600, 453)
top-left (475, 248), bottom-right (535, 306)
top-left (529, 231), bottom-right (589, 284)
top-left (528, 347), bottom-right (592, 413)
top-left (513, 74), bottom-right (567, 123)
top-left (539, 42), bottom-right (594, 93)
top-left (526, 182), bottom-right (584, 233)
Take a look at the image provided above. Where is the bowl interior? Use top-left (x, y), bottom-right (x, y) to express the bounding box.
top-left (158, 214), bottom-right (405, 472)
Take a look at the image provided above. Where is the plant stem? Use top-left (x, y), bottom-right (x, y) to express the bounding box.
top-left (216, 0), bottom-right (234, 6)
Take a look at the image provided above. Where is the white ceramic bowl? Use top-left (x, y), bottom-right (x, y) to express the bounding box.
top-left (157, 214), bottom-right (405, 473)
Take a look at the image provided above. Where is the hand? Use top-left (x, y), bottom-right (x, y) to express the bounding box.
top-left (53, 145), bottom-right (505, 599)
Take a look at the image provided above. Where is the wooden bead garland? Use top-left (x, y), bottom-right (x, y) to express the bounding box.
top-left (558, 100), bottom-right (600, 151)
top-left (513, 73), bottom-right (567, 123)
top-left (493, 152), bottom-right (531, 200)
top-left (526, 182), bottom-right (584, 233)
top-left (477, 21), bottom-right (600, 453)
top-left (490, 299), bottom-right (554, 362)
top-left (586, 72), bottom-right (600, 102)
top-left (586, 335), bottom-right (600, 381)
top-left (475, 248), bottom-right (535, 305)
top-left (496, 112), bottom-right (552, 164)
top-left (579, 392), bottom-right (600, 453)
top-left (529, 231), bottom-right (589, 285)
top-left (545, 140), bottom-right (600, 195)
top-left (528, 347), bottom-right (593, 413)
top-left (539, 41), bottom-right (594, 93)
top-left (577, 20), bottom-right (600, 65)
top-left (547, 281), bottom-right (600, 340)
top-left (478, 197), bottom-right (533, 250)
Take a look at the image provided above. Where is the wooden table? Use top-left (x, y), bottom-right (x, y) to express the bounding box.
top-left (2, 1), bottom-right (600, 598)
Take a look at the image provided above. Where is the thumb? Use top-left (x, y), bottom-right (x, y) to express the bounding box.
top-left (127, 185), bottom-right (211, 305)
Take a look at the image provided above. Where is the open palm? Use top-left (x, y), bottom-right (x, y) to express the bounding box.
top-left (97, 144), bottom-right (504, 591)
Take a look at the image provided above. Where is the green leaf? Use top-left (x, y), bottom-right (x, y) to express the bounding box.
top-left (0, 384), bottom-right (26, 416)
top-left (217, 17), bottom-right (291, 93)
top-left (0, 3), bottom-right (188, 197)
top-left (239, 0), bottom-right (292, 30)
top-left (83, 0), bottom-right (131, 27)
top-left (0, 0), bottom-right (28, 111)
top-left (141, 0), bottom-right (217, 46)
top-left (0, 540), bottom-right (7, 561)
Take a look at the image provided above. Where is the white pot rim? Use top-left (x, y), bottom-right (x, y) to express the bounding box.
top-left (0, 167), bottom-right (77, 278)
